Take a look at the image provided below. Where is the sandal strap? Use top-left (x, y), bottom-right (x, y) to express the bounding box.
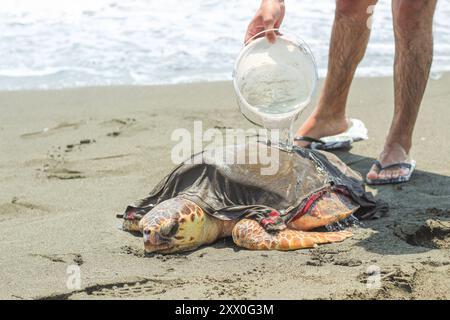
top-left (294, 136), bottom-right (324, 144)
top-left (373, 160), bottom-right (383, 170)
top-left (373, 160), bottom-right (414, 171)
top-left (380, 162), bottom-right (414, 171)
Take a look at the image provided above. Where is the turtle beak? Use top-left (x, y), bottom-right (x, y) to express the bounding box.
top-left (143, 229), bottom-right (151, 242)
top-left (142, 228), bottom-right (173, 253)
top-left (143, 228), bottom-right (170, 245)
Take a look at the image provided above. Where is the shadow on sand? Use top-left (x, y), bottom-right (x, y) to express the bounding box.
top-left (332, 150), bottom-right (450, 255)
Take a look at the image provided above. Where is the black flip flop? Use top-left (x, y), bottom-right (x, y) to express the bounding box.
top-left (366, 160), bottom-right (416, 185)
top-left (294, 136), bottom-right (352, 150)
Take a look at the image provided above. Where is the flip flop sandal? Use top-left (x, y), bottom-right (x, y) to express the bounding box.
top-left (365, 160), bottom-right (416, 185)
top-left (294, 118), bottom-right (368, 151)
top-left (294, 135), bottom-right (353, 150)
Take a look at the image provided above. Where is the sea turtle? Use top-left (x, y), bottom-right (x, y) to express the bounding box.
top-left (120, 142), bottom-right (386, 253)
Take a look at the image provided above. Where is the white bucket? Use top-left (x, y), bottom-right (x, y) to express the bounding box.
top-left (233, 29), bottom-right (318, 130)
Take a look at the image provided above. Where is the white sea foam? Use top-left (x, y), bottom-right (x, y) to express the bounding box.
top-left (0, 0), bottom-right (449, 90)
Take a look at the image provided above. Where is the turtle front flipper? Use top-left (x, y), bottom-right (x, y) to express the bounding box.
top-left (232, 219), bottom-right (352, 250)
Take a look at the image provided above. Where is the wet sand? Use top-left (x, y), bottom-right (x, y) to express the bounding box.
top-left (0, 74), bottom-right (449, 300)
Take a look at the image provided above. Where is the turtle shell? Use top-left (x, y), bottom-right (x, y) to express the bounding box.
top-left (123, 142), bottom-right (386, 229)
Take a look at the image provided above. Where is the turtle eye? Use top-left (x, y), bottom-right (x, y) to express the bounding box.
top-left (159, 221), bottom-right (179, 238)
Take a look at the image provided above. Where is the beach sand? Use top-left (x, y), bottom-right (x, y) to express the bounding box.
top-left (0, 75), bottom-right (449, 300)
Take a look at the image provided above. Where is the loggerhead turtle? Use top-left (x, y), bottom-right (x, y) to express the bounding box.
top-left (120, 142), bottom-right (386, 253)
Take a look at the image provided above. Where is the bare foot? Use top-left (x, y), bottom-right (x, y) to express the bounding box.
top-left (366, 143), bottom-right (413, 182)
top-left (294, 112), bottom-right (348, 147)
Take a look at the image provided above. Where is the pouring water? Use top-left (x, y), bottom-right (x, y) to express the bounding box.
top-left (233, 29), bottom-right (318, 151)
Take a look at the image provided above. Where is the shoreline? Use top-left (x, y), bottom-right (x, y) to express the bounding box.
top-left (1, 71), bottom-right (449, 94)
top-left (0, 74), bottom-right (449, 299)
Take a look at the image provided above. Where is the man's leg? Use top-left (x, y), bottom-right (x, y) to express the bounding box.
top-left (366, 0), bottom-right (437, 181)
top-left (295, 0), bottom-right (377, 142)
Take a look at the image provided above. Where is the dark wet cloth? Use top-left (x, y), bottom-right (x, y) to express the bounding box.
top-left (122, 143), bottom-right (388, 231)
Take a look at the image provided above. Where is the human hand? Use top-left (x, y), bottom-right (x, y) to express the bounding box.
top-left (244, 0), bottom-right (285, 44)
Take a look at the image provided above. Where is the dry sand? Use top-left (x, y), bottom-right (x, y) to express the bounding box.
top-left (0, 75), bottom-right (449, 300)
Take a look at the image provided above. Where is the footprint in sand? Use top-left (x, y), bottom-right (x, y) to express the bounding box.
top-left (358, 265), bottom-right (418, 297)
top-left (29, 253), bottom-right (84, 265)
top-left (100, 118), bottom-right (137, 128)
top-left (64, 139), bottom-right (96, 154)
top-left (50, 278), bottom-right (183, 299)
top-left (20, 121), bottom-right (84, 139)
top-left (39, 143), bottom-right (93, 179)
top-left (393, 209), bottom-right (450, 249)
top-left (100, 117), bottom-right (152, 138)
top-left (45, 167), bottom-right (86, 180)
top-left (0, 197), bottom-right (50, 222)
top-left (40, 153), bottom-right (135, 180)
top-left (87, 278), bottom-right (183, 298)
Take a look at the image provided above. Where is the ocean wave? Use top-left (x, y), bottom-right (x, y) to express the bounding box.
top-left (0, 66), bottom-right (104, 78)
top-left (0, 0), bottom-right (449, 90)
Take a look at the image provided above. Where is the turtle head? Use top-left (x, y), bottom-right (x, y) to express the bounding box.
top-left (139, 197), bottom-right (207, 254)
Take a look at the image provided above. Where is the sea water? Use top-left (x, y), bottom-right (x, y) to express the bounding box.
top-left (0, 0), bottom-right (449, 90)
top-left (240, 64), bottom-right (311, 115)
top-left (236, 37), bottom-right (316, 151)
top-left (240, 67), bottom-right (305, 150)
